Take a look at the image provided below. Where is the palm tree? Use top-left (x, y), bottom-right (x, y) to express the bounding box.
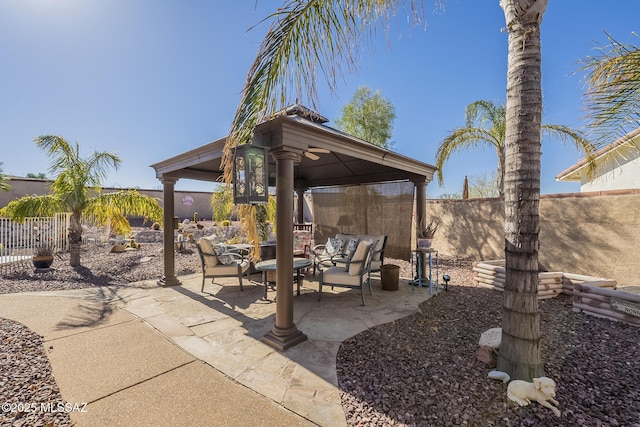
top-left (435, 99), bottom-right (593, 197)
top-left (0, 136), bottom-right (163, 266)
top-left (227, 0), bottom-right (553, 380)
top-left (580, 33), bottom-right (640, 144)
top-left (496, 0), bottom-right (547, 381)
top-left (0, 162), bottom-right (10, 191)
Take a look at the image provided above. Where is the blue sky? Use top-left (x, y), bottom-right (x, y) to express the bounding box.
top-left (1, 1), bottom-right (638, 197)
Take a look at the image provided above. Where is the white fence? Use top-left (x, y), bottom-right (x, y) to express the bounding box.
top-left (0, 213), bottom-right (70, 272)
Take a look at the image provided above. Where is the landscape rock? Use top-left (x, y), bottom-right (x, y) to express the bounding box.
top-left (110, 243), bottom-right (126, 253)
top-left (479, 327), bottom-right (502, 348)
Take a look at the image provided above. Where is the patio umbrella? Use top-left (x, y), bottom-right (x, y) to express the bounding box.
top-left (462, 176), bottom-right (469, 199)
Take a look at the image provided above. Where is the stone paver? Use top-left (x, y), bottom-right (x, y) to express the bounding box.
top-left (1, 271), bottom-right (433, 427)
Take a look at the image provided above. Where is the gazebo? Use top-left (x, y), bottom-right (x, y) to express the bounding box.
top-left (151, 105), bottom-right (437, 350)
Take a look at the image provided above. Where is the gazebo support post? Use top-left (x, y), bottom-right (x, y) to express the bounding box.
top-left (415, 180), bottom-right (428, 279)
top-left (262, 149), bottom-right (308, 351)
top-left (295, 185), bottom-right (307, 224)
top-left (159, 177), bottom-right (182, 287)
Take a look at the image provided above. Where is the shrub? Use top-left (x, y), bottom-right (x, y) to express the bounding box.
top-left (34, 246), bottom-right (54, 257)
top-left (221, 219), bottom-right (231, 227)
top-left (151, 222), bottom-right (160, 230)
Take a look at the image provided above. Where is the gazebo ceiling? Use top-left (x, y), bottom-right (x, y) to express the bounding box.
top-left (150, 107), bottom-right (437, 188)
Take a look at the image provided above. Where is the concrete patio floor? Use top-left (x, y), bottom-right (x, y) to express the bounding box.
top-left (1, 271), bottom-right (436, 426)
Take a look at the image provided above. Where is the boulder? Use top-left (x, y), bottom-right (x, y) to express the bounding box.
top-left (110, 243), bottom-right (126, 253)
top-left (476, 346), bottom-right (496, 365)
top-left (488, 370), bottom-right (510, 383)
top-left (476, 327), bottom-right (502, 366)
top-left (479, 327), bottom-right (502, 349)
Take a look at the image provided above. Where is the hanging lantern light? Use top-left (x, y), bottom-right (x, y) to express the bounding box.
top-left (233, 144), bottom-right (268, 204)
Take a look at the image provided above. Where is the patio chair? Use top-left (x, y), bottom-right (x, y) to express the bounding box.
top-left (293, 228), bottom-right (313, 258)
top-left (196, 237), bottom-right (251, 293)
top-left (318, 239), bottom-right (376, 305)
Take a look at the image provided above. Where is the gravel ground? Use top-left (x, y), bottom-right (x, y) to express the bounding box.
top-left (1, 244), bottom-right (640, 426)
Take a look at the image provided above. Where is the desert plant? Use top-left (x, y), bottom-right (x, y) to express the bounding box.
top-left (151, 222), bottom-right (160, 230)
top-left (211, 185), bottom-right (233, 222)
top-left (193, 212), bottom-right (198, 222)
top-left (221, 219), bottom-right (231, 227)
top-left (33, 246), bottom-right (54, 257)
top-left (0, 136), bottom-right (162, 266)
top-left (417, 218), bottom-right (439, 239)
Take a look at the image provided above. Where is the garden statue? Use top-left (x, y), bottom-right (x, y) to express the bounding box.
top-left (507, 376), bottom-right (561, 417)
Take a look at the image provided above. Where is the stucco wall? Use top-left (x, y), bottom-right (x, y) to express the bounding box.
top-left (581, 155), bottom-right (640, 192)
top-left (0, 177), bottom-right (214, 220)
top-left (427, 190), bottom-right (640, 286)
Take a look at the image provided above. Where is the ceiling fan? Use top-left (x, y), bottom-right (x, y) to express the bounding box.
top-left (303, 147), bottom-right (330, 161)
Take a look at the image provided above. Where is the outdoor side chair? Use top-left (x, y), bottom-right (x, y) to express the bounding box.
top-left (196, 237), bottom-right (251, 293)
top-left (318, 239), bottom-right (376, 305)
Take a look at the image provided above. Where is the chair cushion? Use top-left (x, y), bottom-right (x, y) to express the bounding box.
top-left (198, 237), bottom-right (218, 267)
top-left (204, 259), bottom-right (250, 276)
top-left (356, 234), bottom-right (386, 261)
top-left (343, 238), bottom-right (360, 271)
top-left (349, 240), bottom-right (373, 276)
top-left (322, 266), bottom-right (362, 286)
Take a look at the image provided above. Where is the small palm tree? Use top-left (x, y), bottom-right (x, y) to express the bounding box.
top-left (0, 162), bottom-right (10, 192)
top-left (435, 99), bottom-right (594, 197)
top-left (0, 136), bottom-right (163, 266)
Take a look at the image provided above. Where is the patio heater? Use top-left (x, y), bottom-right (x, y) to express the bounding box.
top-left (233, 144), bottom-right (269, 205)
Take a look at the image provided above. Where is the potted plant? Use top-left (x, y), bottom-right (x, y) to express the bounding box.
top-left (417, 218), bottom-right (439, 249)
top-left (33, 246), bottom-right (55, 269)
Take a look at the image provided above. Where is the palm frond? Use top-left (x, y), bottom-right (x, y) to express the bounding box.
top-left (0, 194), bottom-right (62, 221)
top-left (435, 127), bottom-right (501, 184)
top-left (542, 124), bottom-right (597, 177)
top-left (580, 33), bottom-right (640, 144)
top-left (34, 136), bottom-right (77, 177)
top-left (223, 0), bottom-right (425, 183)
top-left (86, 190), bottom-right (163, 231)
top-left (85, 151), bottom-right (121, 191)
top-left (465, 100), bottom-right (506, 130)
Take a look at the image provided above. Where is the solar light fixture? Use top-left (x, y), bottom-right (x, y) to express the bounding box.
top-left (442, 274), bottom-right (450, 291)
top-left (233, 144), bottom-right (268, 204)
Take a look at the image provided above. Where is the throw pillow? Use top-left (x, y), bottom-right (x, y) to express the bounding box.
top-left (349, 240), bottom-right (373, 276)
top-left (324, 238), bottom-right (345, 256)
top-left (212, 244), bottom-right (234, 265)
top-left (343, 238), bottom-right (360, 271)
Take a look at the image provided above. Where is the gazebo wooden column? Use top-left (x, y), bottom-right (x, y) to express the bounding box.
top-left (159, 176), bottom-right (182, 287)
top-left (262, 149), bottom-right (308, 351)
top-left (295, 184), bottom-right (307, 224)
top-left (414, 179), bottom-right (428, 278)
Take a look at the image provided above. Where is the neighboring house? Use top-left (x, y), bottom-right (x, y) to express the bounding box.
top-left (556, 127), bottom-right (640, 192)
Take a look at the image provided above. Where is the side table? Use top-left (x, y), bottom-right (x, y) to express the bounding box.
top-left (410, 248), bottom-right (439, 294)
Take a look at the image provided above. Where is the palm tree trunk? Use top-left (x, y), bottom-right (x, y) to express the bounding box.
top-left (497, 151), bottom-right (505, 198)
top-left (496, 0), bottom-right (547, 381)
top-left (68, 211), bottom-right (83, 266)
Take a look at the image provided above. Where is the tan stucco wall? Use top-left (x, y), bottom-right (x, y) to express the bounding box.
top-left (0, 177), bottom-right (214, 220)
top-left (427, 190), bottom-right (640, 286)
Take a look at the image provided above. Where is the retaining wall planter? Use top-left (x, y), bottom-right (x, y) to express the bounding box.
top-left (473, 259), bottom-right (640, 327)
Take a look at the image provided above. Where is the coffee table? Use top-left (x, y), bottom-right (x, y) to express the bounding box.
top-left (254, 257), bottom-right (313, 299)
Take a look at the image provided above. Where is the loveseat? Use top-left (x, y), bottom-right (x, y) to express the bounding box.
top-left (312, 233), bottom-right (388, 275)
